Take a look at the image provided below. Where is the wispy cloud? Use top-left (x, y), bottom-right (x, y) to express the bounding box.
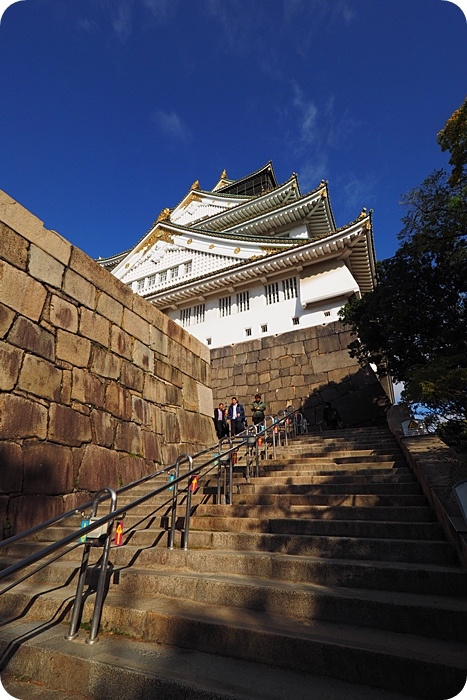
top-left (151, 109), bottom-right (188, 141)
top-left (77, 0), bottom-right (176, 42)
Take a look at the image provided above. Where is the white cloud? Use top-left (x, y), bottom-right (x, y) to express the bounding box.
top-left (151, 109), bottom-right (188, 140)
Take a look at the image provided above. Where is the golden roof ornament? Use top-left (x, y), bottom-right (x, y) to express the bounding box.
top-left (191, 179), bottom-right (200, 190)
top-left (358, 207), bottom-right (367, 220)
top-left (220, 169), bottom-right (227, 179)
top-left (157, 207), bottom-right (170, 222)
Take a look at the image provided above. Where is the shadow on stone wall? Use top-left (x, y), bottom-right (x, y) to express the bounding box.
top-left (300, 367), bottom-right (391, 431)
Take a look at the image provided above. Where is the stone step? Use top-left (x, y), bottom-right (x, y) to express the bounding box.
top-left (257, 470), bottom-right (416, 483)
top-left (1, 588), bottom-right (464, 699)
top-left (184, 530), bottom-right (458, 565)
top-left (242, 481), bottom-right (423, 495)
top-left (189, 516), bottom-right (444, 540)
top-left (193, 504), bottom-right (435, 522)
top-left (0, 620), bottom-right (429, 700)
top-left (234, 493), bottom-right (428, 507)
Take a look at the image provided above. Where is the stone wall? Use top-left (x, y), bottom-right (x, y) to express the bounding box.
top-left (211, 323), bottom-right (391, 429)
top-left (0, 192), bottom-right (215, 536)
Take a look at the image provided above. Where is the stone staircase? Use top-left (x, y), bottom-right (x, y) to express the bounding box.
top-left (0, 426), bottom-right (466, 699)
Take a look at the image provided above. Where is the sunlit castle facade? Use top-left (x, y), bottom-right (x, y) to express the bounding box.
top-left (99, 162), bottom-right (376, 348)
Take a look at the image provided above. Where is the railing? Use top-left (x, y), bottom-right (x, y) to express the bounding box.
top-left (0, 404), bottom-right (304, 642)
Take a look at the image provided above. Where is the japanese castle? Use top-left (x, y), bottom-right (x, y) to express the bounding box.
top-left (99, 162), bottom-right (376, 348)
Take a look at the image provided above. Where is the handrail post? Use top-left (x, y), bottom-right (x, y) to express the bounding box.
top-left (86, 487), bottom-right (118, 645)
top-left (65, 486), bottom-right (117, 643)
top-left (168, 454), bottom-right (192, 550)
top-left (182, 472), bottom-right (197, 551)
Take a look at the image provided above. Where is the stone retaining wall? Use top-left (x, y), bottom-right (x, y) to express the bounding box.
top-left (0, 192), bottom-right (215, 536)
top-left (211, 323), bottom-right (391, 429)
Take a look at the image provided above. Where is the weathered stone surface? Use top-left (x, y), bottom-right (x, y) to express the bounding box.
top-left (18, 354), bottom-right (62, 401)
top-left (143, 374), bottom-right (166, 405)
top-left (8, 316), bottom-right (54, 361)
top-left (0, 394), bottom-right (47, 439)
top-left (97, 292), bottom-right (123, 326)
top-left (63, 268), bottom-right (96, 309)
top-left (71, 367), bottom-right (106, 408)
top-left (90, 409), bottom-right (116, 448)
top-left (80, 307), bottom-right (110, 347)
top-left (115, 421), bottom-right (141, 455)
top-left (133, 338), bottom-right (154, 373)
top-left (111, 325), bottom-right (133, 360)
top-left (29, 244), bottom-right (64, 288)
top-left (0, 442), bottom-right (23, 492)
top-left (105, 381), bottom-right (132, 420)
top-left (77, 444), bottom-right (119, 491)
top-left (8, 494), bottom-right (64, 535)
top-left (122, 308), bottom-right (150, 345)
top-left (118, 454), bottom-right (147, 486)
top-left (49, 294), bottom-right (79, 332)
top-left (131, 396), bottom-right (152, 427)
top-left (0, 303), bottom-right (15, 338)
top-left (0, 340), bottom-right (23, 390)
top-left (0, 222), bottom-right (28, 269)
top-left (0, 260), bottom-right (47, 321)
top-left (23, 442), bottom-right (74, 495)
top-left (141, 430), bottom-right (162, 462)
top-left (48, 403), bottom-right (92, 447)
top-left (120, 360), bottom-right (144, 393)
top-left (91, 346), bottom-right (120, 379)
top-left (56, 329), bottom-right (91, 367)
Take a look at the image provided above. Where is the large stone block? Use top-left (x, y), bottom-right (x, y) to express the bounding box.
top-left (0, 394), bottom-right (47, 439)
top-left (122, 307), bottom-right (150, 345)
top-left (0, 303), bottom-right (15, 339)
top-left (48, 403), bottom-right (92, 447)
top-left (18, 354), bottom-right (62, 401)
top-left (90, 409), bottom-right (116, 447)
top-left (141, 430), bottom-right (162, 463)
top-left (143, 374), bottom-right (167, 405)
top-left (8, 494), bottom-right (64, 535)
top-left (29, 244), bottom-right (65, 288)
top-left (121, 360), bottom-right (144, 392)
top-left (23, 441), bottom-right (74, 495)
top-left (77, 444), bottom-right (119, 491)
top-left (96, 292), bottom-right (124, 326)
top-left (115, 421), bottom-right (141, 455)
top-left (48, 294), bottom-right (79, 332)
top-left (80, 307), bottom-right (110, 347)
top-left (8, 316), bottom-right (54, 361)
top-left (63, 268), bottom-right (96, 310)
top-left (131, 396), bottom-right (152, 427)
top-left (0, 222), bottom-right (28, 269)
top-left (91, 346), bottom-right (120, 379)
top-left (111, 325), bottom-right (133, 360)
top-left (0, 261), bottom-right (47, 321)
top-left (56, 329), bottom-right (91, 367)
top-left (105, 381), bottom-right (132, 420)
top-left (0, 340), bottom-right (23, 390)
top-left (133, 338), bottom-right (154, 373)
top-left (72, 367), bottom-right (106, 408)
top-left (118, 453), bottom-right (147, 486)
top-left (0, 441), bottom-right (23, 492)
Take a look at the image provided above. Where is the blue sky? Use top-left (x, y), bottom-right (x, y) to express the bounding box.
top-left (0, 0), bottom-right (466, 263)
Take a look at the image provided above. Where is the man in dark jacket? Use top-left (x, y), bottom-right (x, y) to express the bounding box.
top-left (251, 394), bottom-right (266, 426)
top-left (227, 397), bottom-right (246, 435)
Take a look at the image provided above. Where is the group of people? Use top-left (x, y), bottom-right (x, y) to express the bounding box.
top-left (213, 394), bottom-right (266, 439)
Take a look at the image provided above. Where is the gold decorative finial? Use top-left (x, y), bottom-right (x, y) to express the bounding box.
top-left (220, 169), bottom-right (227, 179)
top-left (191, 179), bottom-right (200, 190)
top-left (157, 207), bottom-right (170, 222)
top-left (358, 207), bottom-right (367, 219)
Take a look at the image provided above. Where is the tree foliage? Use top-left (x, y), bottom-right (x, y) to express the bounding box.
top-left (340, 100), bottom-right (467, 421)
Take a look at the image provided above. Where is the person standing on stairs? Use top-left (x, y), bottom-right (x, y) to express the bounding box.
top-left (228, 396), bottom-right (246, 435)
top-left (251, 393), bottom-right (266, 426)
top-left (323, 402), bottom-right (342, 430)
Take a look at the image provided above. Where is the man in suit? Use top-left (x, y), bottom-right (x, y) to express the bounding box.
top-left (213, 402), bottom-right (228, 439)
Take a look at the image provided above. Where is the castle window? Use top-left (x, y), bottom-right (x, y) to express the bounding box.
top-left (283, 277), bottom-right (298, 300)
top-left (219, 296), bottom-right (232, 317)
top-left (206, 337), bottom-right (212, 345)
top-left (261, 324), bottom-right (268, 333)
top-left (245, 327), bottom-right (252, 337)
top-left (324, 311), bottom-right (331, 317)
top-left (292, 316), bottom-right (300, 325)
top-left (194, 304), bottom-right (205, 324)
top-left (184, 260), bottom-right (192, 275)
top-left (147, 274), bottom-right (157, 287)
top-left (159, 270), bottom-right (167, 284)
top-left (237, 291), bottom-right (250, 312)
top-left (169, 266), bottom-right (179, 280)
top-left (137, 279), bottom-right (145, 292)
top-left (180, 308), bottom-right (191, 327)
top-left (265, 282), bottom-right (280, 305)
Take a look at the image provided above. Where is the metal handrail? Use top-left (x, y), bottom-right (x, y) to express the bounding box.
top-left (0, 404), bottom-right (303, 641)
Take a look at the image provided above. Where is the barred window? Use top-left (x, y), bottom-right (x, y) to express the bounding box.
top-left (159, 270), bottom-right (167, 284)
top-left (147, 274), bottom-right (157, 287)
top-left (194, 304), bottom-right (205, 324)
top-left (184, 261), bottom-right (192, 275)
top-left (137, 279), bottom-right (145, 292)
top-left (261, 324), bottom-right (268, 333)
top-left (237, 291), bottom-right (250, 312)
top-left (283, 277), bottom-right (298, 300)
top-left (180, 308), bottom-right (191, 327)
top-left (169, 266), bottom-right (179, 280)
top-left (245, 327), bottom-right (252, 337)
top-left (292, 316), bottom-right (300, 325)
top-left (265, 282), bottom-right (280, 304)
top-left (219, 296), bottom-right (232, 317)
